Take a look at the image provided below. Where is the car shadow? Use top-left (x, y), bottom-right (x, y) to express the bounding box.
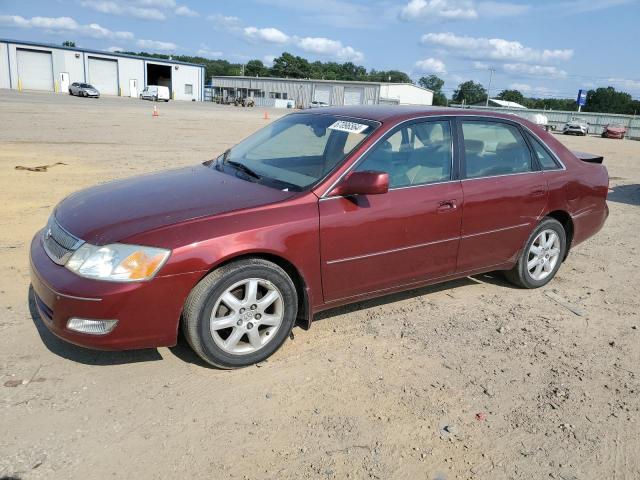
top-left (607, 184), bottom-right (640, 206)
top-left (313, 275), bottom-right (512, 321)
top-left (28, 286), bottom-right (162, 366)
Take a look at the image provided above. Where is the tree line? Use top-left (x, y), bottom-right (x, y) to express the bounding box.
top-left (114, 47), bottom-right (639, 115)
top-left (420, 75), bottom-right (640, 115)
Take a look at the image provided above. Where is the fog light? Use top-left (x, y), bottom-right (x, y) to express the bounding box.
top-left (66, 318), bottom-right (118, 335)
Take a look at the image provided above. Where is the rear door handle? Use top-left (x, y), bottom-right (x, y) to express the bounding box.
top-left (437, 200), bottom-right (457, 212)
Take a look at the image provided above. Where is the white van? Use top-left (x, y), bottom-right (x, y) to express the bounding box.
top-left (140, 85), bottom-right (170, 102)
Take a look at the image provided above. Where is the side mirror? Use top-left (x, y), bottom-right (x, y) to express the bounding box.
top-left (329, 171), bottom-right (389, 197)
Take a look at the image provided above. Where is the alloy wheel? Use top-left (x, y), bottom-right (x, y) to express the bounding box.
top-left (209, 278), bottom-right (284, 355)
top-left (527, 229), bottom-right (561, 281)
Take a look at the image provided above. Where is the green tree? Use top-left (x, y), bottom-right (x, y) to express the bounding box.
top-left (584, 87), bottom-right (634, 114)
top-left (244, 60), bottom-right (268, 77)
top-left (453, 81), bottom-right (487, 105)
top-left (271, 53), bottom-right (312, 78)
top-left (367, 69), bottom-right (412, 83)
top-left (62, 41), bottom-right (76, 47)
top-left (497, 89), bottom-right (525, 104)
top-left (419, 75), bottom-right (447, 106)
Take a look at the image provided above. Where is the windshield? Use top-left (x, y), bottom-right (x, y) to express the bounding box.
top-left (213, 113), bottom-right (378, 191)
top-left (81, 84), bottom-right (93, 88)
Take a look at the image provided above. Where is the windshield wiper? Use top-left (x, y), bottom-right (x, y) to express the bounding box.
top-left (225, 160), bottom-right (262, 181)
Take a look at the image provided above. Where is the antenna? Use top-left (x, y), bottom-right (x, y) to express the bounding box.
top-left (485, 67), bottom-right (495, 107)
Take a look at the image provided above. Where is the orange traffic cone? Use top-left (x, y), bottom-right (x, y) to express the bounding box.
top-left (152, 106), bottom-right (159, 118)
top-left (263, 111), bottom-right (269, 120)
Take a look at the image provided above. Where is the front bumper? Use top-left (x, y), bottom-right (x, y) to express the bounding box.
top-left (29, 231), bottom-right (203, 350)
top-left (604, 131), bottom-right (624, 138)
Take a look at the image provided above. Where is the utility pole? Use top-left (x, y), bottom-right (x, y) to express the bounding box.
top-left (485, 67), bottom-right (495, 107)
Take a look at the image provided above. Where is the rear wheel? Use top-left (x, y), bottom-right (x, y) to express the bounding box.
top-left (504, 218), bottom-right (566, 288)
top-left (182, 259), bottom-right (298, 368)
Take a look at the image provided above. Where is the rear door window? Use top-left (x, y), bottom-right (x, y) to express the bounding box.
top-left (527, 133), bottom-right (562, 170)
top-left (461, 121), bottom-right (534, 179)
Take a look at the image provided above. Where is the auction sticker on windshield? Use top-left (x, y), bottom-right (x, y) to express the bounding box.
top-left (328, 120), bottom-right (369, 134)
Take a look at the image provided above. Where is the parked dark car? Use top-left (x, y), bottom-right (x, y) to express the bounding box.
top-left (68, 82), bottom-right (100, 98)
top-left (602, 123), bottom-right (627, 139)
top-left (30, 107), bottom-right (609, 368)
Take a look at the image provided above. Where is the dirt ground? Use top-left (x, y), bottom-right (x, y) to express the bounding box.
top-left (1, 91), bottom-right (638, 480)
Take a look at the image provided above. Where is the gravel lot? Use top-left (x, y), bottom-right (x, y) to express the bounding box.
top-left (1, 91), bottom-right (639, 480)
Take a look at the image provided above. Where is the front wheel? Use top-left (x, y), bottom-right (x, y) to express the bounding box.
top-left (504, 218), bottom-right (566, 288)
top-left (182, 259), bottom-right (298, 368)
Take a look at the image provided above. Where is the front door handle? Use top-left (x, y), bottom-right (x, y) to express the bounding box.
top-left (437, 199), bottom-right (457, 213)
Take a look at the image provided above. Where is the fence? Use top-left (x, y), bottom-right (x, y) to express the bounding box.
top-left (457, 105), bottom-right (639, 140)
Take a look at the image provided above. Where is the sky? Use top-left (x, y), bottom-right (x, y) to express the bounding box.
top-left (1, 0), bottom-right (639, 99)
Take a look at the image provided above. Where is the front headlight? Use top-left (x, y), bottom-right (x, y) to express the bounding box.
top-left (65, 243), bottom-right (170, 282)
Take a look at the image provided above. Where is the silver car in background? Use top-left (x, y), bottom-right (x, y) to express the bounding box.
top-left (563, 118), bottom-right (589, 136)
top-left (69, 83), bottom-right (100, 98)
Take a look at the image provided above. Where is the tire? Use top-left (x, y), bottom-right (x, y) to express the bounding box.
top-left (182, 259), bottom-right (298, 368)
top-left (504, 218), bottom-right (566, 289)
top-left (68, 89), bottom-right (72, 95)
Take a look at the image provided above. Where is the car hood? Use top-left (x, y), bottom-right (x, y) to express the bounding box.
top-left (566, 122), bottom-right (586, 127)
top-left (55, 165), bottom-right (295, 245)
top-left (605, 126), bottom-right (625, 132)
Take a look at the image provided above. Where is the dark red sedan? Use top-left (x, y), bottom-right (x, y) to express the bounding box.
top-left (30, 107), bottom-right (609, 368)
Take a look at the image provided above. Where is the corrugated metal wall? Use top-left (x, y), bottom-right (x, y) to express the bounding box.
top-left (211, 77), bottom-right (380, 108)
top-left (465, 105), bottom-right (640, 140)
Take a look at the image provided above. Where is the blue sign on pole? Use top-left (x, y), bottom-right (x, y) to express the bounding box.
top-left (577, 89), bottom-right (587, 106)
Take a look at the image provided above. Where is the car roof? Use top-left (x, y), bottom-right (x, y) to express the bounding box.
top-left (305, 105), bottom-right (522, 124)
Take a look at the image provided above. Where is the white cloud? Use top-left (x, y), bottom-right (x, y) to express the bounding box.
top-left (136, 39), bottom-right (177, 50)
top-left (607, 77), bottom-right (640, 91)
top-left (421, 32), bottom-right (573, 64)
top-left (197, 44), bottom-right (223, 58)
top-left (503, 63), bottom-right (567, 78)
top-left (508, 83), bottom-right (559, 96)
top-left (136, 0), bottom-right (175, 6)
top-left (263, 54), bottom-right (276, 66)
top-left (79, 0), bottom-right (167, 20)
top-left (414, 57), bottom-right (447, 74)
top-left (207, 13), bottom-right (241, 29)
top-left (296, 37), bottom-right (364, 62)
top-left (473, 61), bottom-right (489, 69)
top-left (0, 14), bottom-right (133, 40)
top-left (399, 0), bottom-right (529, 20)
top-left (174, 5), bottom-right (198, 17)
top-left (401, 0), bottom-right (477, 20)
top-left (256, 0), bottom-right (381, 29)
top-left (243, 26), bottom-right (289, 44)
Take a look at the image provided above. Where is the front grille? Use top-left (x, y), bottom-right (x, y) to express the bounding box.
top-left (42, 216), bottom-right (84, 265)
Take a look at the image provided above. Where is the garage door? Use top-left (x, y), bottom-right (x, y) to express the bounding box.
top-left (16, 49), bottom-right (53, 91)
top-left (88, 57), bottom-right (118, 95)
top-left (313, 85), bottom-right (331, 104)
top-left (343, 87), bottom-right (363, 105)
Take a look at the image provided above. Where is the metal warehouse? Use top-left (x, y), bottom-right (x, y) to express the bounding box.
top-left (210, 76), bottom-right (433, 108)
top-left (0, 39), bottom-right (205, 101)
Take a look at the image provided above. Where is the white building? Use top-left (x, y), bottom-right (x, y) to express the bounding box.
top-left (0, 38), bottom-right (205, 101)
top-left (210, 76), bottom-right (433, 108)
top-left (378, 83), bottom-right (434, 106)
